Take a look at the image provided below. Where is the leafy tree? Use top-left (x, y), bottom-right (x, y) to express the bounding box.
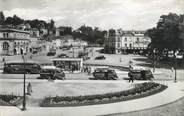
top-left (147, 13), bottom-right (183, 52)
top-left (73, 25), bottom-right (106, 45)
top-left (12, 15), bottom-right (24, 25)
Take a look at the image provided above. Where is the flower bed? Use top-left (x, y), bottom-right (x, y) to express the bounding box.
top-left (40, 82), bottom-right (167, 107)
top-left (0, 94), bottom-right (23, 106)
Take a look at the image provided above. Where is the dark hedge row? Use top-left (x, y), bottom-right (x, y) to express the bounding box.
top-left (40, 82), bottom-right (167, 107)
top-left (0, 94), bottom-right (22, 106)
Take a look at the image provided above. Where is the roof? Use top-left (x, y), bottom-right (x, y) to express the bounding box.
top-left (0, 38), bottom-right (30, 41)
top-left (0, 29), bottom-right (30, 34)
top-left (41, 66), bottom-right (58, 69)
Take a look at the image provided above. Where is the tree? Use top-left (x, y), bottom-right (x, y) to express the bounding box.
top-left (147, 13), bottom-right (182, 52)
top-left (74, 25), bottom-right (106, 45)
top-left (0, 11), bottom-right (5, 25)
top-left (12, 15), bottom-right (24, 25)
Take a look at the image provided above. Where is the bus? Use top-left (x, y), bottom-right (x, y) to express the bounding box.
top-left (3, 62), bottom-right (41, 74)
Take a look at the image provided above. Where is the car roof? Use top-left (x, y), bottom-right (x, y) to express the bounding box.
top-left (41, 66), bottom-right (59, 70)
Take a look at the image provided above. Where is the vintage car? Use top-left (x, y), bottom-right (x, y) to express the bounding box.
top-left (93, 68), bottom-right (118, 80)
top-left (128, 67), bottom-right (154, 80)
top-left (57, 53), bottom-right (69, 58)
top-left (95, 55), bottom-right (106, 60)
top-left (38, 66), bottom-right (65, 80)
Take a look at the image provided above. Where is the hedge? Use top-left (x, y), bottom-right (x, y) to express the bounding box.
top-left (0, 94), bottom-right (23, 106)
top-left (40, 82), bottom-right (167, 107)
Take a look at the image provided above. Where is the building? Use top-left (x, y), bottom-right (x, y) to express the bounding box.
top-left (0, 29), bottom-right (30, 55)
top-left (55, 26), bottom-right (72, 37)
top-left (105, 29), bottom-right (151, 54)
top-left (40, 28), bottom-right (48, 36)
top-left (105, 29), bottom-right (122, 54)
top-left (25, 28), bottom-right (40, 37)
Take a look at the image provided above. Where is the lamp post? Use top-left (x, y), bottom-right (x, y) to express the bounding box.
top-left (174, 51), bottom-right (179, 83)
top-left (22, 55), bottom-right (26, 111)
top-left (153, 49), bottom-right (156, 73)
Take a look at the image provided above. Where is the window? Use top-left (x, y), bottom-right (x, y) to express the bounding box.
top-left (137, 38), bottom-right (139, 42)
top-left (125, 43), bottom-right (127, 47)
top-left (117, 37), bottom-right (120, 42)
top-left (124, 38), bottom-right (127, 42)
top-left (117, 43), bottom-right (120, 47)
top-left (14, 42), bottom-right (16, 46)
top-left (130, 44), bottom-right (132, 48)
top-left (3, 33), bottom-right (5, 37)
top-left (3, 42), bottom-right (9, 50)
top-left (3, 33), bottom-right (8, 38)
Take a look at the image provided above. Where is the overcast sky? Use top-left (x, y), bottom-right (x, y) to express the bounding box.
top-left (0, 0), bottom-right (184, 30)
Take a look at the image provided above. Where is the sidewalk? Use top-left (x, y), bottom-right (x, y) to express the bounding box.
top-left (0, 81), bottom-right (184, 116)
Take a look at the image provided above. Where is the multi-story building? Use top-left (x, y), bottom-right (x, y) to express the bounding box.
top-left (105, 29), bottom-right (122, 54)
top-left (105, 29), bottom-right (151, 54)
top-left (0, 29), bottom-right (30, 55)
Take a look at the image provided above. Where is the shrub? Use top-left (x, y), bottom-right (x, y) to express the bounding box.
top-left (41, 82), bottom-right (167, 107)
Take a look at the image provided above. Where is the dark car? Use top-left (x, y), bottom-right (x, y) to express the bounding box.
top-left (93, 68), bottom-right (118, 80)
top-left (3, 62), bottom-right (41, 74)
top-left (95, 55), bottom-right (106, 60)
top-left (32, 50), bottom-right (38, 54)
top-left (128, 68), bottom-right (154, 80)
top-left (39, 66), bottom-right (65, 80)
top-left (57, 53), bottom-right (68, 58)
top-left (47, 51), bottom-right (56, 56)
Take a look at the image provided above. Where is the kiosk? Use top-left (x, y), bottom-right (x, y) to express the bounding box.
top-left (51, 58), bottom-right (83, 73)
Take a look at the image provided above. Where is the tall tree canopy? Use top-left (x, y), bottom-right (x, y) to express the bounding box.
top-left (147, 13), bottom-right (184, 51)
top-left (73, 25), bottom-right (106, 45)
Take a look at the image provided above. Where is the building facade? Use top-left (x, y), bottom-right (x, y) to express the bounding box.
top-left (105, 29), bottom-right (151, 54)
top-left (0, 29), bottom-right (30, 55)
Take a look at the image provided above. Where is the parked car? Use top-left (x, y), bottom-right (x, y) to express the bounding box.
top-left (57, 53), bottom-right (68, 58)
top-left (95, 55), bottom-right (106, 60)
top-left (128, 67), bottom-right (154, 80)
top-left (47, 51), bottom-right (56, 56)
top-left (38, 66), bottom-right (65, 80)
top-left (32, 50), bottom-right (38, 54)
top-left (176, 53), bottom-right (183, 59)
top-left (3, 62), bottom-right (41, 74)
top-left (93, 68), bottom-right (118, 80)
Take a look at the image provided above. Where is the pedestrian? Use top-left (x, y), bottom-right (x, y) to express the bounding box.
top-left (170, 67), bottom-right (174, 78)
top-left (2, 57), bottom-right (5, 62)
top-left (128, 73), bottom-right (134, 83)
top-left (88, 66), bottom-right (91, 75)
top-left (119, 58), bottom-right (122, 62)
top-left (141, 70), bottom-right (146, 80)
top-left (30, 54), bottom-right (32, 59)
top-left (27, 82), bottom-right (33, 95)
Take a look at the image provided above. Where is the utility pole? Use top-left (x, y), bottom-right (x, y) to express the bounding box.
top-left (174, 51), bottom-right (178, 83)
top-left (153, 49), bottom-right (156, 73)
top-left (22, 55), bottom-right (26, 111)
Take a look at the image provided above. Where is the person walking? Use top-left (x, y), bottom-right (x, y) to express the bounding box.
top-left (170, 67), bottom-right (174, 78)
top-left (27, 82), bottom-right (33, 95)
top-left (88, 66), bottom-right (91, 75)
top-left (128, 73), bottom-right (134, 83)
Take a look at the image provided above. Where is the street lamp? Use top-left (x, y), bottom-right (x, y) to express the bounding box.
top-left (22, 55), bottom-right (26, 111)
top-left (174, 51), bottom-right (179, 83)
top-left (153, 49), bottom-right (156, 73)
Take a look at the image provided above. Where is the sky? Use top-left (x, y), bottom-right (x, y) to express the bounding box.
top-left (0, 0), bottom-right (184, 30)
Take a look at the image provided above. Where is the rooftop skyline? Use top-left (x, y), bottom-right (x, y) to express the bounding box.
top-left (0, 0), bottom-right (183, 30)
